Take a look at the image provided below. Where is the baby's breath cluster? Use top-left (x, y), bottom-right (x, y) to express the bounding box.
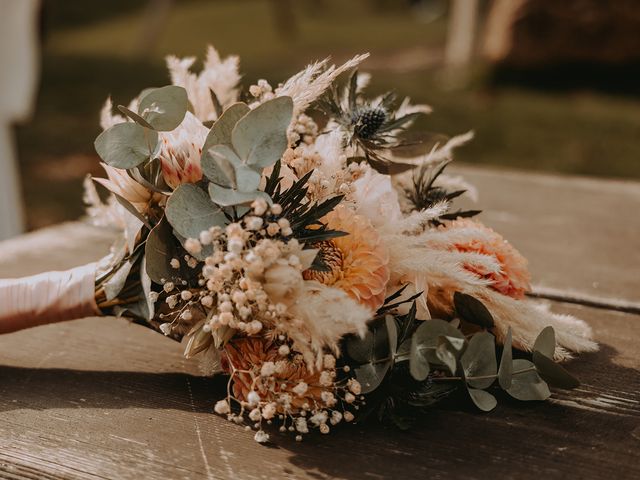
top-left (217, 336), bottom-right (362, 442)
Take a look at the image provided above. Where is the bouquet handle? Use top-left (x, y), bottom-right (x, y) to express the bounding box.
top-left (0, 263), bottom-right (100, 334)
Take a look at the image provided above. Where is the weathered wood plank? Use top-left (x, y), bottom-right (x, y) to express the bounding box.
top-left (0, 168), bottom-right (639, 479)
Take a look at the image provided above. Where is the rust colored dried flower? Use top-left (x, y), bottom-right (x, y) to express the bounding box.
top-left (222, 337), bottom-right (333, 412)
top-left (444, 218), bottom-right (531, 299)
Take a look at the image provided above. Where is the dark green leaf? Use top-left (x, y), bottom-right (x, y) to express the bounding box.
top-left (412, 319), bottom-right (465, 366)
top-left (436, 337), bottom-right (458, 375)
top-left (454, 291), bottom-right (495, 329)
top-left (409, 335), bottom-right (430, 381)
top-left (468, 388), bottom-right (497, 412)
top-left (354, 362), bottom-right (391, 394)
top-left (498, 327), bottom-right (513, 389)
top-left (145, 216), bottom-right (189, 284)
top-left (532, 351), bottom-right (580, 389)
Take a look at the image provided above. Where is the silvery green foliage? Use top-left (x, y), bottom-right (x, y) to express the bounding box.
top-left (201, 97), bottom-right (293, 207)
top-left (345, 293), bottom-right (580, 422)
top-left (94, 85), bottom-right (189, 168)
top-left (165, 184), bottom-right (226, 240)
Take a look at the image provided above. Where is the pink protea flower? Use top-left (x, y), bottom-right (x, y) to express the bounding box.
top-left (444, 218), bottom-right (531, 299)
top-left (303, 205), bottom-right (390, 311)
top-left (159, 112), bottom-right (208, 189)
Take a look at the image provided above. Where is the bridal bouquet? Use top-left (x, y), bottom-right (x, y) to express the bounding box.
top-left (0, 47), bottom-right (597, 443)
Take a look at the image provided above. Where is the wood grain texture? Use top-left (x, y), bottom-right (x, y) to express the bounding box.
top-left (0, 170), bottom-right (639, 479)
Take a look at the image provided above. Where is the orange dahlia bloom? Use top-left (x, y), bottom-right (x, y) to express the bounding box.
top-left (222, 337), bottom-right (330, 411)
top-left (444, 218), bottom-right (531, 298)
top-left (303, 205), bottom-right (390, 311)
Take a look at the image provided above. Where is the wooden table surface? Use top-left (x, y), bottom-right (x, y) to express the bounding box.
top-left (0, 166), bottom-right (639, 480)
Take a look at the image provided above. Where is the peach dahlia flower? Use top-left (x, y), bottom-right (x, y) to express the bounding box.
top-left (444, 218), bottom-right (531, 299)
top-left (303, 205), bottom-right (390, 311)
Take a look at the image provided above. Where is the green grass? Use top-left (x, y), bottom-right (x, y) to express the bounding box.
top-left (15, 0), bottom-right (640, 228)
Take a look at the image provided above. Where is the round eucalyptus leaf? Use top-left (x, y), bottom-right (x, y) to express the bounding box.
top-left (202, 102), bottom-right (250, 152)
top-left (436, 337), bottom-right (458, 375)
top-left (453, 291), bottom-right (495, 329)
top-left (468, 388), bottom-right (497, 412)
top-left (117, 105), bottom-right (154, 129)
top-left (95, 122), bottom-right (157, 169)
top-left (409, 335), bottom-right (430, 381)
top-left (532, 351), bottom-right (580, 389)
top-left (506, 359), bottom-right (551, 401)
top-left (461, 332), bottom-right (497, 389)
top-left (209, 183), bottom-right (271, 207)
top-left (231, 96), bottom-right (293, 168)
top-left (498, 327), bottom-right (513, 389)
top-left (533, 326), bottom-right (556, 359)
top-left (385, 315), bottom-right (398, 355)
top-left (138, 85), bottom-right (188, 131)
top-left (166, 184), bottom-right (227, 240)
top-left (412, 319), bottom-right (464, 366)
top-left (354, 361), bottom-right (391, 394)
top-left (202, 145), bottom-right (238, 188)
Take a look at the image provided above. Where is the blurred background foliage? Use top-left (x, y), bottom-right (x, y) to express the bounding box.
top-left (16, 0), bottom-right (640, 228)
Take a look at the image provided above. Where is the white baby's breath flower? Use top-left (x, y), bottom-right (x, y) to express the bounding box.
top-left (261, 362), bottom-right (276, 377)
top-left (254, 430), bottom-right (270, 443)
top-left (214, 399), bottom-right (230, 414)
top-left (247, 391), bottom-right (260, 407)
top-left (185, 238), bottom-right (202, 255)
top-left (292, 382), bottom-right (308, 397)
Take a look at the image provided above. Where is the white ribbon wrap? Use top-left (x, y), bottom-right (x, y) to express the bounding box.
top-left (0, 263), bottom-right (100, 334)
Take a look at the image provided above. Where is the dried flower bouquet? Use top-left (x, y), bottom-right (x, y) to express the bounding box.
top-left (0, 47), bottom-right (597, 443)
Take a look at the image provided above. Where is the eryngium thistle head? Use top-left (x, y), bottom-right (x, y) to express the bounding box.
top-left (351, 106), bottom-right (387, 139)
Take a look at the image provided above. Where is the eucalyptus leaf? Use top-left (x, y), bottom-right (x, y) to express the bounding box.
top-left (409, 335), bottom-right (430, 381)
top-left (385, 315), bottom-right (398, 355)
top-left (468, 388), bottom-right (497, 412)
top-left (506, 359), bottom-right (551, 401)
top-left (202, 145), bottom-right (261, 191)
top-left (166, 184), bottom-right (226, 240)
top-left (461, 332), bottom-right (497, 389)
top-left (436, 337), bottom-right (458, 375)
top-left (231, 96), bottom-right (293, 168)
top-left (533, 326), bottom-right (556, 359)
top-left (138, 85), bottom-right (188, 131)
top-left (354, 362), bottom-right (391, 394)
top-left (453, 291), bottom-right (495, 329)
top-left (202, 102), bottom-right (250, 152)
top-left (94, 122), bottom-right (157, 169)
top-left (104, 257), bottom-right (135, 301)
top-left (412, 319), bottom-right (464, 366)
top-left (532, 351), bottom-right (580, 389)
top-left (117, 105), bottom-right (154, 129)
top-left (209, 183), bottom-right (271, 207)
top-left (498, 327), bottom-right (513, 389)
top-left (201, 144), bottom-right (237, 187)
top-left (346, 316), bottom-right (393, 364)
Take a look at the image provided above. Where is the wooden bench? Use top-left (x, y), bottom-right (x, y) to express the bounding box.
top-left (1, 166), bottom-right (638, 479)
